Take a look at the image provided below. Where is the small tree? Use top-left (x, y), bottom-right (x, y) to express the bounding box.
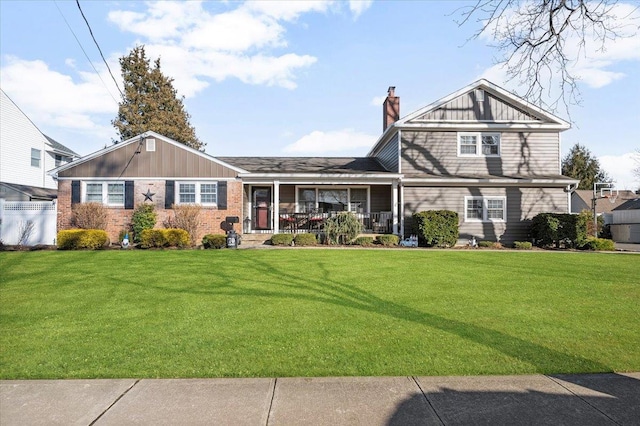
top-left (131, 204), bottom-right (157, 243)
top-left (169, 204), bottom-right (202, 246)
top-left (323, 212), bottom-right (363, 245)
top-left (112, 45), bottom-right (204, 150)
top-left (562, 144), bottom-right (611, 190)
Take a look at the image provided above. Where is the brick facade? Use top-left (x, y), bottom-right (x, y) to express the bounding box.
top-left (57, 179), bottom-right (243, 245)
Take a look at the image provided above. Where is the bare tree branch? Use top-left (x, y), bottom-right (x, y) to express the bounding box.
top-left (456, 0), bottom-right (639, 119)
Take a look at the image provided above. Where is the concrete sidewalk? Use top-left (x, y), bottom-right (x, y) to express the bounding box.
top-left (2, 373), bottom-right (639, 425)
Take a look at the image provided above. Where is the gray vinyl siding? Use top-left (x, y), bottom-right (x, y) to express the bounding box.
top-left (401, 131), bottom-right (560, 176)
top-left (370, 185), bottom-right (392, 212)
top-left (59, 137), bottom-right (238, 179)
top-left (403, 186), bottom-right (568, 244)
top-left (413, 91), bottom-right (539, 122)
top-left (374, 133), bottom-right (399, 172)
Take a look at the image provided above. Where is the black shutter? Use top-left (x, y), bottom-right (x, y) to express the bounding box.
top-left (124, 181), bottom-right (134, 209)
top-left (71, 180), bottom-right (80, 205)
top-left (165, 180), bottom-right (175, 209)
top-left (217, 181), bottom-right (227, 210)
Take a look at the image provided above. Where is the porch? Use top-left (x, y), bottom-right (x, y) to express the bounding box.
top-left (273, 211), bottom-right (393, 234)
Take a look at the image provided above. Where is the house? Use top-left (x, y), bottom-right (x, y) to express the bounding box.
top-left (0, 89), bottom-right (79, 201)
top-left (571, 189), bottom-right (637, 225)
top-left (609, 198), bottom-right (640, 243)
top-left (51, 79), bottom-right (579, 245)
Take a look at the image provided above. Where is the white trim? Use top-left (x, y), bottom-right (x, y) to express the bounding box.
top-left (82, 181), bottom-right (125, 207)
top-left (402, 177), bottom-right (579, 187)
top-left (175, 181), bottom-right (218, 206)
top-left (57, 176), bottom-right (237, 181)
top-left (464, 196), bottom-right (506, 222)
top-left (397, 129), bottom-right (402, 173)
top-left (457, 132), bottom-right (501, 157)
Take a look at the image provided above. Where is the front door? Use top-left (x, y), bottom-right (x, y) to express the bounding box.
top-left (252, 187), bottom-right (272, 230)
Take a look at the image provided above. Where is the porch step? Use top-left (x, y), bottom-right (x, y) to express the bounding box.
top-left (240, 233), bottom-right (273, 248)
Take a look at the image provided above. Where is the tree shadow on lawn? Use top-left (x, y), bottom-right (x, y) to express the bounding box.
top-left (122, 254), bottom-right (610, 374)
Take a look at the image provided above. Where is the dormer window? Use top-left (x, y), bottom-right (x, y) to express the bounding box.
top-left (457, 132), bottom-right (501, 157)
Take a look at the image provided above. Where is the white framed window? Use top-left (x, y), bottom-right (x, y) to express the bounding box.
top-left (177, 182), bottom-right (218, 205)
top-left (458, 132), bottom-right (500, 157)
top-left (296, 186), bottom-right (369, 213)
top-left (84, 181), bottom-right (124, 206)
top-left (464, 196), bottom-right (506, 222)
top-left (31, 148), bottom-right (41, 167)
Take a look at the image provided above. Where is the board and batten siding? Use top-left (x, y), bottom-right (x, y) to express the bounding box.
top-left (58, 137), bottom-right (238, 179)
top-left (401, 131), bottom-right (560, 177)
top-left (413, 90), bottom-right (539, 122)
top-left (374, 133), bottom-right (399, 172)
top-left (403, 186), bottom-right (568, 244)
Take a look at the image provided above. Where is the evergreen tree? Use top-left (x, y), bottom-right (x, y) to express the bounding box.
top-left (561, 143), bottom-right (611, 190)
top-left (112, 46), bottom-right (204, 151)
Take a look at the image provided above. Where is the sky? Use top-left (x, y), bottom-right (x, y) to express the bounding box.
top-left (1, 0), bottom-right (639, 189)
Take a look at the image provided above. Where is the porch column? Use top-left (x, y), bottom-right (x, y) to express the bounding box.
top-left (273, 180), bottom-right (280, 234)
top-left (392, 180), bottom-right (399, 235)
top-left (399, 183), bottom-right (405, 238)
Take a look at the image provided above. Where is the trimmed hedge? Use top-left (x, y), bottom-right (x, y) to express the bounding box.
top-left (376, 234), bottom-right (399, 246)
top-left (530, 212), bottom-right (589, 248)
top-left (579, 237), bottom-right (615, 251)
top-left (352, 236), bottom-right (375, 246)
top-left (294, 233), bottom-right (317, 246)
top-left (271, 234), bottom-right (294, 246)
top-left (514, 241), bottom-right (533, 250)
top-left (413, 210), bottom-right (459, 248)
top-left (139, 229), bottom-right (189, 248)
top-left (202, 234), bottom-right (227, 249)
top-left (57, 229), bottom-right (109, 250)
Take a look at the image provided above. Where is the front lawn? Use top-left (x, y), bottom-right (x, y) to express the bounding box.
top-left (0, 250), bottom-right (638, 379)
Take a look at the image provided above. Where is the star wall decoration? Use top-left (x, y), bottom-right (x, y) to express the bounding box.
top-left (143, 189), bottom-right (155, 202)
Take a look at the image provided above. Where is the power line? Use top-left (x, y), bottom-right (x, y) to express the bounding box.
top-left (53, 0), bottom-right (119, 105)
top-left (75, 0), bottom-right (124, 98)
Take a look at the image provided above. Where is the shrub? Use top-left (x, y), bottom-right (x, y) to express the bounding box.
top-left (294, 233), bottom-right (317, 246)
top-left (478, 241), bottom-right (502, 249)
top-left (514, 241), bottom-right (532, 250)
top-left (202, 234), bottom-right (227, 249)
top-left (72, 202), bottom-right (107, 230)
top-left (139, 229), bottom-right (167, 248)
top-left (324, 212), bottom-right (363, 245)
top-left (413, 210), bottom-right (459, 247)
top-left (531, 212), bottom-right (588, 248)
top-left (376, 234), bottom-right (399, 246)
top-left (579, 237), bottom-right (615, 251)
top-left (165, 229), bottom-right (190, 248)
top-left (131, 204), bottom-right (157, 243)
top-left (169, 204), bottom-right (202, 246)
top-left (352, 236), bottom-right (375, 246)
top-left (271, 233), bottom-right (294, 246)
top-left (57, 229), bottom-right (109, 250)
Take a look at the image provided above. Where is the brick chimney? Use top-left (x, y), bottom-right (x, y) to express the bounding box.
top-left (383, 86), bottom-right (399, 131)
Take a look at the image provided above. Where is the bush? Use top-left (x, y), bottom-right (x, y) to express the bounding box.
top-left (376, 234), bottom-right (399, 246)
top-left (139, 229), bottom-right (167, 248)
top-left (514, 241), bottom-right (532, 250)
top-left (165, 229), bottom-right (190, 248)
top-left (202, 234), bottom-right (227, 249)
top-left (131, 204), bottom-right (157, 243)
top-left (324, 212), bottom-right (363, 245)
top-left (72, 202), bottom-right (108, 230)
top-left (478, 241), bottom-right (502, 249)
top-left (294, 233), bottom-right (317, 246)
top-left (169, 204), bottom-right (202, 246)
top-left (413, 210), bottom-right (459, 247)
top-left (531, 213), bottom-right (588, 248)
top-left (352, 236), bottom-right (375, 246)
top-left (271, 233), bottom-right (294, 246)
top-left (579, 237), bottom-right (615, 251)
top-left (57, 229), bottom-right (109, 250)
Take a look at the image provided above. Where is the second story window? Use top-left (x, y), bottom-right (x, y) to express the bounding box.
top-left (458, 132), bottom-right (501, 157)
top-left (31, 148), bottom-right (41, 167)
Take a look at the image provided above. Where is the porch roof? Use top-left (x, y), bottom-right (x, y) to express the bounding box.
top-left (217, 157), bottom-right (392, 174)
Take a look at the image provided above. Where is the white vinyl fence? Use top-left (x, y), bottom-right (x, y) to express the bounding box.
top-left (0, 199), bottom-right (57, 245)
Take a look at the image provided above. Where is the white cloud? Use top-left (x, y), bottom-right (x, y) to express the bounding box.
top-left (600, 152), bottom-right (640, 191)
top-left (348, 0), bottom-right (373, 19)
top-left (370, 95), bottom-right (386, 106)
top-left (283, 129), bottom-right (377, 155)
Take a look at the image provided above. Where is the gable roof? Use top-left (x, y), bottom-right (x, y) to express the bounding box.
top-left (613, 198), bottom-right (640, 211)
top-left (44, 135), bottom-right (79, 158)
top-left (218, 157), bottom-right (390, 174)
top-left (572, 189), bottom-right (638, 214)
top-left (50, 131), bottom-right (247, 177)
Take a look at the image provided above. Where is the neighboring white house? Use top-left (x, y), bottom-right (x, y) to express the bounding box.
top-left (0, 89), bottom-right (79, 198)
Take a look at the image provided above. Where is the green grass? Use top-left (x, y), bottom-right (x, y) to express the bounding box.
top-left (1, 249), bottom-right (638, 379)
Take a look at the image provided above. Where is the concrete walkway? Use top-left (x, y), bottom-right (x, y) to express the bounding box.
top-left (2, 373), bottom-right (639, 425)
